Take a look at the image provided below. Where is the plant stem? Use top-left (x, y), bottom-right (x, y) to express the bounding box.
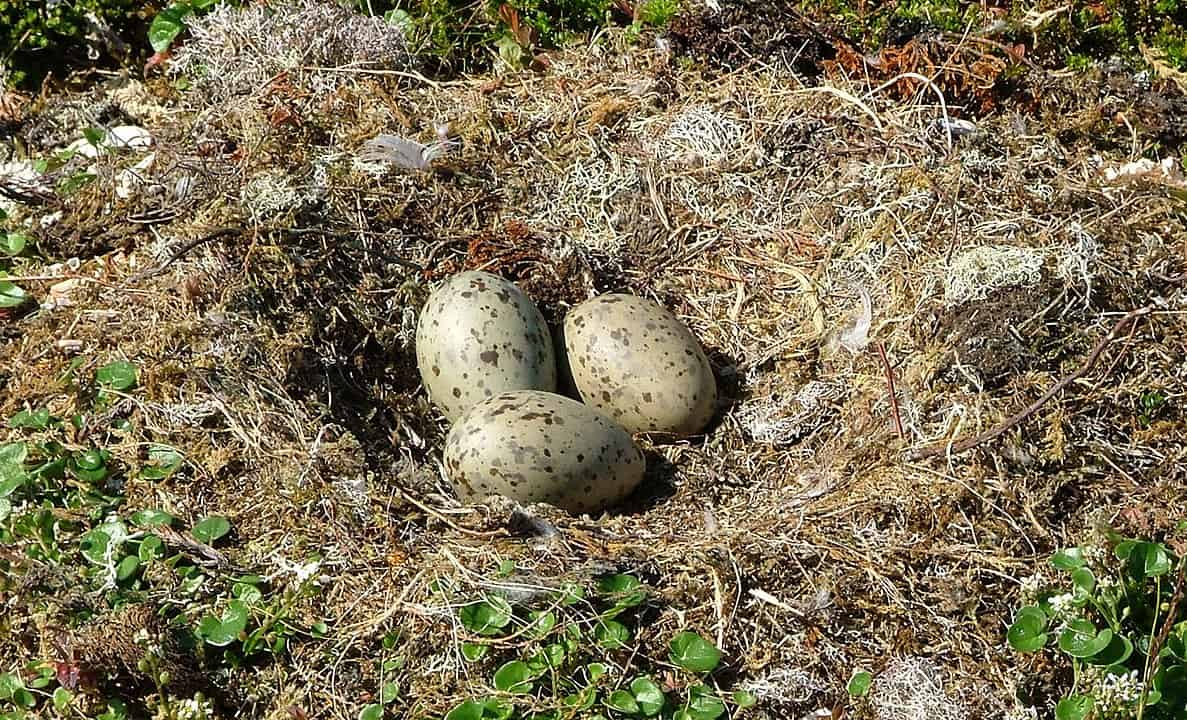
top-left (1136, 574), bottom-right (1162, 720)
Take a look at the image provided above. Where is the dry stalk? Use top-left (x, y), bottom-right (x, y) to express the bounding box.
top-left (908, 304), bottom-right (1156, 461)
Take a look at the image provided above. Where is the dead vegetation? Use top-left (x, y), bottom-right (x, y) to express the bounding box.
top-left (2, 7), bottom-right (1186, 720)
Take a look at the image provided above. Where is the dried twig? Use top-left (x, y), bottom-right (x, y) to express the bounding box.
top-left (1148, 555), bottom-right (1187, 680)
top-left (908, 304), bottom-right (1156, 461)
top-left (123, 226), bottom-right (240, 285)
top-left (874, 341), bottom-right (905, 441)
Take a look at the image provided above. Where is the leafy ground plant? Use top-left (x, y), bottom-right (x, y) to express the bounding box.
top-left (1008, 528), bottom-right (1187, 720)
top-left (439, 571), bottom-right (755, 720)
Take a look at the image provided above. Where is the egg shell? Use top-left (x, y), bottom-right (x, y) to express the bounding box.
top-left (416, 271), bottom-right (556, 421)
top-left (444, 390), bottom-right (645, 514)
top-left (563, 294), bottom-right (717, 435)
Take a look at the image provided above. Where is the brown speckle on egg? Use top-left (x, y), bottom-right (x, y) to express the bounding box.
top-left (443, 390), bottom-right (644, 515)
top-left (415, 270), bottom-right (556, 421)
top-left (563, 293), bottom-right (717, 436)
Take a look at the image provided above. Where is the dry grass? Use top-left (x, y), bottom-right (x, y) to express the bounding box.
top-left (2, 17), bottom-right (1186, 720)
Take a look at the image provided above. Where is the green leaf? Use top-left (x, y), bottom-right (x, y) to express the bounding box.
top-left (1058, 620), bottom-right (1113, 658)
top-left (0, 442), bottom-right (27, 468)
top-left (482, 699), bottom-right (514, 720)
top-left (359, 704), bottom-right (383, 720)
top-left (96, 361), bottom-right (138, 391)
top-left (1070, 568), bottom-right (1095, 595)
top-left (116, 555), bottom-right (141, 581)
top-left (1007, 606), bottom-right (1049, 653)
top-left (732, 690), bottom-right (757, 709)
top-left (58, 172), bottom-right (96, 195)
top-left (526, 610), bottom-right (556, 639)
top-left (444, 700), bottom-right (484, 720)
top-left (9, 409), bottom-right (50, 429)
top-left (0, 460), bottom-right (26, 497)
top-left (138, 535), bottom-right (164, 562)
top-left (1136, 542), bottom-right (1173, 577)
top-left (1054, 695), bottom-right (1093, 720)
top-left (1086, 632), bottom-right (1133, 666)
top-left (493, 661), bottom-right (534, 694)
top-left (11, 687), bottom-right (35, 708)
top-left (533, 644), bottom-right (565, 670)
top-left (0, 498), bottom-right (11, 522)
top-left (605, 690), bottom-right (640, 715)
top-left (141, 445), bottom-right (184, 480)
top-left (586, 662), bottom-right (609, 682)
top-left (0, 233), bottom-right (26, 256)
top-left (556, 583), bottom-right (585, 605)
top-left (597, 573), bottom-right (646, 615)
top-left (669, 631), bottom-right (722, 673)
top-left (79, 450), bottom-right (104, 472)
top-left (595, 620), bottom-right (631, 649)
top-left (131, 509), bottom-right (175, 527)
top-left (80, 529), bottom-right (112, 564)
top-left (459, 596), bottom-right (513, 636)
top-left (460, 643), bottom-right (488, 662)
top-left (563, 688), bottom-right (597, 711)
top-left (52, 687), bottom-right (73, 713)
top-left (233, 582), bottom-right (263, 604)
top-left (0, 672), bottom-right (22, 700)
top-left (682, 685), bottom-right (725, 720)
top-left (82, 127), bottom-right (106, 146)
top-left (149, 3), bottom-right (193, 53)
top-left (380, 683), bottom-right (399, 704)
top-left (0, 281), bottom-right (28, 308)
top-left (1154, 664), bottom-right (1187, 706)
top-left (1050, 547), bottom-right (1086, 571)
top-left (847, 670), bottom-right (873, 697)
top-left (192, 515), bottom-right (231, 543)
top-left (631, 676), bottom-right (665, 716)
top-left (197, 599), bottom-right (249, 646)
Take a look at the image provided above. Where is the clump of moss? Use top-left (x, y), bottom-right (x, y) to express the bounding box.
top-left (793, 0), bottom-right (1187, 72)
top-left (1, 0), bottom-right (147, 88)
top-left (1032, 1), bottom-right (1187, 70)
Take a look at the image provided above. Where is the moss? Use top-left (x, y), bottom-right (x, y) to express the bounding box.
top-left (1, 0), bottom-right (146, 88)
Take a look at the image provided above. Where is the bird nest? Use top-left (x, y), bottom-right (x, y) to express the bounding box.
top-left (1, 10), bottom-right (1186, 720)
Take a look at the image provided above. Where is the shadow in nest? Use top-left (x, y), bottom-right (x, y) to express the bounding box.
top-left (609, 449), bottom-right (680, 516)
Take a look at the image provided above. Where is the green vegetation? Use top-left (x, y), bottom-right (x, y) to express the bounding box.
top-left (0, 360), bottom-right (328, 718)
top-left (1007, 527), bottom-right (1187, 720)
top-left (0, 0), bottom-right (143, 86)
top-left (0, 208), bottom-right (31, 311)
top-left (437, 570), bottom-right (757, 719)
top-left (798, 0), bottom-right (1187, 71)
top-left (370, 0), bottom-right (674, 71)
top-left (6, 0), bottom-right (1187, 88)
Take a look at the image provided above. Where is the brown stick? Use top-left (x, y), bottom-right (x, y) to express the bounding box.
top-left (123, 226), bottom-right (240, 284)
top-left (907, 305), bottom-right (1155, 461)
top-left (1149, 555), bottom-right (1186, 679)
top-left (874, 342), bottom-right (905, 441)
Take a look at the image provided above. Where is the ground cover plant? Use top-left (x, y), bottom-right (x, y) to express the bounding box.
top-left (1, 0), bottom-right (1187, 719)
top-left (1007, 528), bottom-right (1187, 719)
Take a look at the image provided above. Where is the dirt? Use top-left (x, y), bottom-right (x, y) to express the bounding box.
top-left (667, 0), bottom-right (835, 75)
top-left (931, 279), bottom-right (1067, 391)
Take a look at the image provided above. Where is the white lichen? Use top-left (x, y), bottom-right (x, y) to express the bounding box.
top-left (870, 658), bottom-right (968, 720)
top-left (169, 0), bottom-right (415, 105)
top-left (943, 245), bottom-right (1043, 306)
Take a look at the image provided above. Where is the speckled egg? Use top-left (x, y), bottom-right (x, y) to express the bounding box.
top-left (563, 294), bottom-right (717, 436)
top-left (416, 271), bottom-right (557, 421)
top-left (444, 390), bottom-right (645, 514)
